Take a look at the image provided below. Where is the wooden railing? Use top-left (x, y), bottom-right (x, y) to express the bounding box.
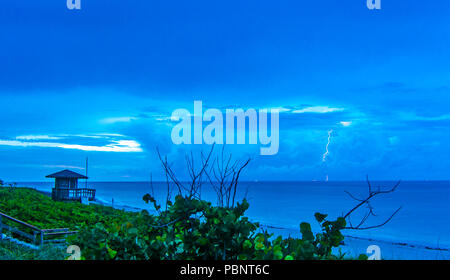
top-left (0, 211), bottom-right (77, 246)
top-left (52, 187), bottom-right (96, 201)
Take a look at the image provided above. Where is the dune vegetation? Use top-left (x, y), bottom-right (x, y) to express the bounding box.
top-left (0, 185), bottom-right (361, 260)
top-left (0, 148), bottom-right (399, 260)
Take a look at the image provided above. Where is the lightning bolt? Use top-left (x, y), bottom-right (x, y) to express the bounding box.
top-left (322, 129), bottom-right (333, 162)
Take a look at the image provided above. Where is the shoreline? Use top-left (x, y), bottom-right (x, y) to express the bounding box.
top-left (260, 223), bottom-right (450, 253)
top-left (36, 188), bottom-right (142, 212)
top-left (31, 187), bottom-right (450, 258)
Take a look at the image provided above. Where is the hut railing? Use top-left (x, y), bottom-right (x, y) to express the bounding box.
top-left (52, 187), bottom-right (96, 201)
top-left (0, 211), bottom-right (77, 246)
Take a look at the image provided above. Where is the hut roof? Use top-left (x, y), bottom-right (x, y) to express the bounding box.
top-left (46, 169), bottom-right (88, 179)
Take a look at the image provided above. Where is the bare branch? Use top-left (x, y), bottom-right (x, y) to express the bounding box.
top-left (156, 145), bottom-right (249, 209)
top-left (344, 207), bottom-right (402, 230)
top-left (342, 178), bottom-right (402, 231)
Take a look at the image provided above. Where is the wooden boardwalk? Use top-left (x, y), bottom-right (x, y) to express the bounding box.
top-left (0, 211), bottom-right (77, 247)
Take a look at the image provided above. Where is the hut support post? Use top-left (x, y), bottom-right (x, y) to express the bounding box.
top-left (40, 230), bottom-right (44, 247)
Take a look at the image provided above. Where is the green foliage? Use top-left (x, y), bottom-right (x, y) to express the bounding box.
top-left (0, 187), bottom-right (134, 230)
top-left (0, 240), bottom-right (68, 260)
top-left (0, 186), bottom-right (365, 260)
top-left (358, 254), bottom-right (369, 260)
top-left (0, 186), bottom-right (137, 247)
top-left (73, 194), bottom-right (354, 260)
top-left (71, 195), bottom-right (258, 260)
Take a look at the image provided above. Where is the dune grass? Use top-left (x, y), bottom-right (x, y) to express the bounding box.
top-left (0, 186), bottom-right (135, 230)
top-left (0, 239), bottom-right (68, 260)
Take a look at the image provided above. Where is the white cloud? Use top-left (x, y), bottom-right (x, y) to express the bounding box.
top-left (0, 139), bottom-right (142, 153)
top-left (263, 107), bottom-right (291, 113)
top-left (100, 116), bottom-right (138, 124)
top-left (400, 113), bottom-right (450, 122)
top-left (155, 115), bottom-right (182, 122)
top-left (16, 133), bottom-right (126, 140)
top-left (16, 135), bottom-right (62, 140)
top-left (43, 165), bottom-right (85, 170)
top-left (292, 106), bottom-right (344, 114)
top-left (66, 133), bottom-right (125, 139)
top-left (340, 121), bottom-right (352, 127)
top-left (95, 133), bottom-right (125, 137)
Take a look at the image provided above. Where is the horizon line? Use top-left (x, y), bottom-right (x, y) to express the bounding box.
top-left (8, 179), bottom-right (450, 183)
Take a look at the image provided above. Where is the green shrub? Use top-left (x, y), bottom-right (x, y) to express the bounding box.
top-left (73, 195), bottom-right (352, 260)
top-left (0, 186), bottom-right (368, 260)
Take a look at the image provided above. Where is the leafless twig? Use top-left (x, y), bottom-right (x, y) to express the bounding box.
top-left (343, 175), bottom-right (402, 230)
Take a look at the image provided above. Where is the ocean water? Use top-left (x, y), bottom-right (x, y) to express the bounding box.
top-left (16, 181), bottom-right (450, 259)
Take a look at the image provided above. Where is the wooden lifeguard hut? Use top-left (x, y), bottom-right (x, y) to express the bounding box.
top-left (46, 169), bottom-right (96, 202)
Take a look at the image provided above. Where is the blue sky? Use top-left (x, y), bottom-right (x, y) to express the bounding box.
top-left (1, 1), bottom-right (450, 181)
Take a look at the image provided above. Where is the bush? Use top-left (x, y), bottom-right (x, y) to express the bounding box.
top-left (72, 195), bottom-right (355, 260)
top-left (71, 147), bottom-right (380, 260)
